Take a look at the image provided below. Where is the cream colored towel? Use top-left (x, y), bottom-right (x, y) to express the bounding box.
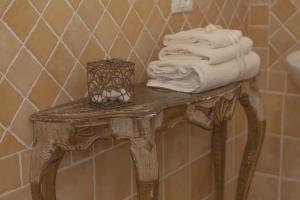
top-left (163, 26), bottom-right (243, 49)
top-left (159, 37), bottom-right (253, 65)
top-left (147, 51), bottom-right (260, 93)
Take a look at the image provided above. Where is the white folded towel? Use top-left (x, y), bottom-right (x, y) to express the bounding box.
top-left (147, 51), bottom-right (260, 93)
top-left (163, 25), bottom-right (243, 49)
top-left (159, 37), bottom-right (253, 65)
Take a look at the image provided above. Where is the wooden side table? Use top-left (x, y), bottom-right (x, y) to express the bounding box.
top-left (30, 79), bottom-right (266, 200)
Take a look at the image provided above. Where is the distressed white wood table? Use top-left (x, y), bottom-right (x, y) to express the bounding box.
top-left (30, 78), bottom-right (265, 200)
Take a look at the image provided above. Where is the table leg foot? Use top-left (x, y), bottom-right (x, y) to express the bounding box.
top-left (236, 81), bottom-right (266, 200)
top-left (130, 136), bottom-right (159, 200)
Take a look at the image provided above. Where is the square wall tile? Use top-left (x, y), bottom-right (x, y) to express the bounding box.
top-left (63, 15), bottom-right (90, 57)
top-left (248, 174), bottom-right (278, 200)
top-left (191, 153), bottom-right (212, 200)
top-left (79, 38), bottom-right (105, 66)
top-left (190, 124), bottom-right (211, 160)
top-left (43, 0), bottom-right (73, 35)
top-left (26, 20), bottom-right (57, 64)
top-left (164, 123), bottom-right (189, 175)
top-left (283, 138), bottom-right (300, 179)
top-left (270, 27), bottom-right (295, 54)
top-left (286, 12), bottom-right (300, 39)
top-left (281, 179), bottom-right (300, 200)
top-left (0, 132), bottom-right (25, 157)
top-left (249, 5), bottom-right (269, 25)
top-left (29, 71), bottom-right (60, 110)
top-left (0, 186), bottom-right (32, 200)
top-left (224, 180), bottom-right (237, 200)
top-left (7, 49), bottom-right (42, 95)
top-left (78, 0), bottom-right (104, 30)
top-left (256, 135), bottom-right (280, 175)
top-left (248, 26), bottom-right (269, 47)
top-left (268, 71), bottom-right (286, 92)
top-left (263, 93), bottom-right (282, 135)
top-left (0, 22), bottom-right (21, 73)
top-left (284, 95), bottom-right (300, 137)
top-left (107, 0), bottom-right (130, 25)
top-left (46, 43), bottom-right (75, 86)
top-left (164, 167), bottom-right (189, 200)
top-left (0, 80), bottom-right (22, 126)
top-left (0, 155), bottom-right (20, 193)
top-left (95, 144), bottom-right (131, 200)
top-left (94, 12), bottom-right (119, 51)
top-left (272, 0), bottom-right (297, 23)
top-left (64, 64), bottom-right (87, 99)
top-left (287, 73), bottom-right (300, 94)
top-left (3, 0), bottom-right (39, 41)
top-left (57, 160), bottom-right (94, 200)
top-left (122, 9), bottom-right (143, 46)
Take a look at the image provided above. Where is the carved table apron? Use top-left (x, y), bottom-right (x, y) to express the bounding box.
top-left (30, 78), bottom-right (266, 200)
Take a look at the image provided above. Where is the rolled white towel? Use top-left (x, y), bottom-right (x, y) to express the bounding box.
top-left (159, 37), bottom-right (253, 65)
top-left (147, 51), bottom-right (260, 93)
top-left (163, 25), bottom-right (243, 49)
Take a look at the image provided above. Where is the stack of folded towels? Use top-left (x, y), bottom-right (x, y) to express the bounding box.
top-left (146, 24), bottom-right (261, 93)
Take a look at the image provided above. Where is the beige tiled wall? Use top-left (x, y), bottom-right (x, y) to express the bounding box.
top-left (248, 0), bottom-right (300, 199)
top-left (0, 0), bottom-right (248, 199)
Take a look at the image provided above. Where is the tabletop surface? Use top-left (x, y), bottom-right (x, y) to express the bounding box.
top-left (31, 82), bottom-right (241, 123)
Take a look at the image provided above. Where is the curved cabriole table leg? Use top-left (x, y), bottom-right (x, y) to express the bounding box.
top-left (212, 96), bottom-right (237, 200)
top-left (30, 127), bottom-right (65, 200)
top-left (236, 81), bottom-right (266, 200)
top-left (187, 93), bottom-right (238, 200)
top-left (212, 121), bottom-right (227, 200)
top-left (31, 145), bottom-right (64, 200)
top-left (130, 135), bottom-right (159, 200)
top-left (30, 122), bottom-right (72, 200)
top-left (112, 117), bottom-right (161, 200)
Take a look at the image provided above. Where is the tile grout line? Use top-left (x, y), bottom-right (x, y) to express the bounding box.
top-left (278, 70), bottom-right (287, 200)
top-left (18, 152), bottom-right (23, 185)
top-left (163, 151), bottom-right (211, 180)
top-left (58, 141), bottom-right (127, 173)
top-left (0, 0), bottom-right (16, 19)
top-left (0, 183), bottom-right (31, 198)
top-left (0, 148), bottom-right (30, 161)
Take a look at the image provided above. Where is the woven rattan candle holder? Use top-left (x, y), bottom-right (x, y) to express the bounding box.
top-left (87, 58), bottom-right (135, 109)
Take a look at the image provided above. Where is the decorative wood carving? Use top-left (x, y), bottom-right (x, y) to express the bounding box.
top-left (30, 80), bottom-right (265, 200)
